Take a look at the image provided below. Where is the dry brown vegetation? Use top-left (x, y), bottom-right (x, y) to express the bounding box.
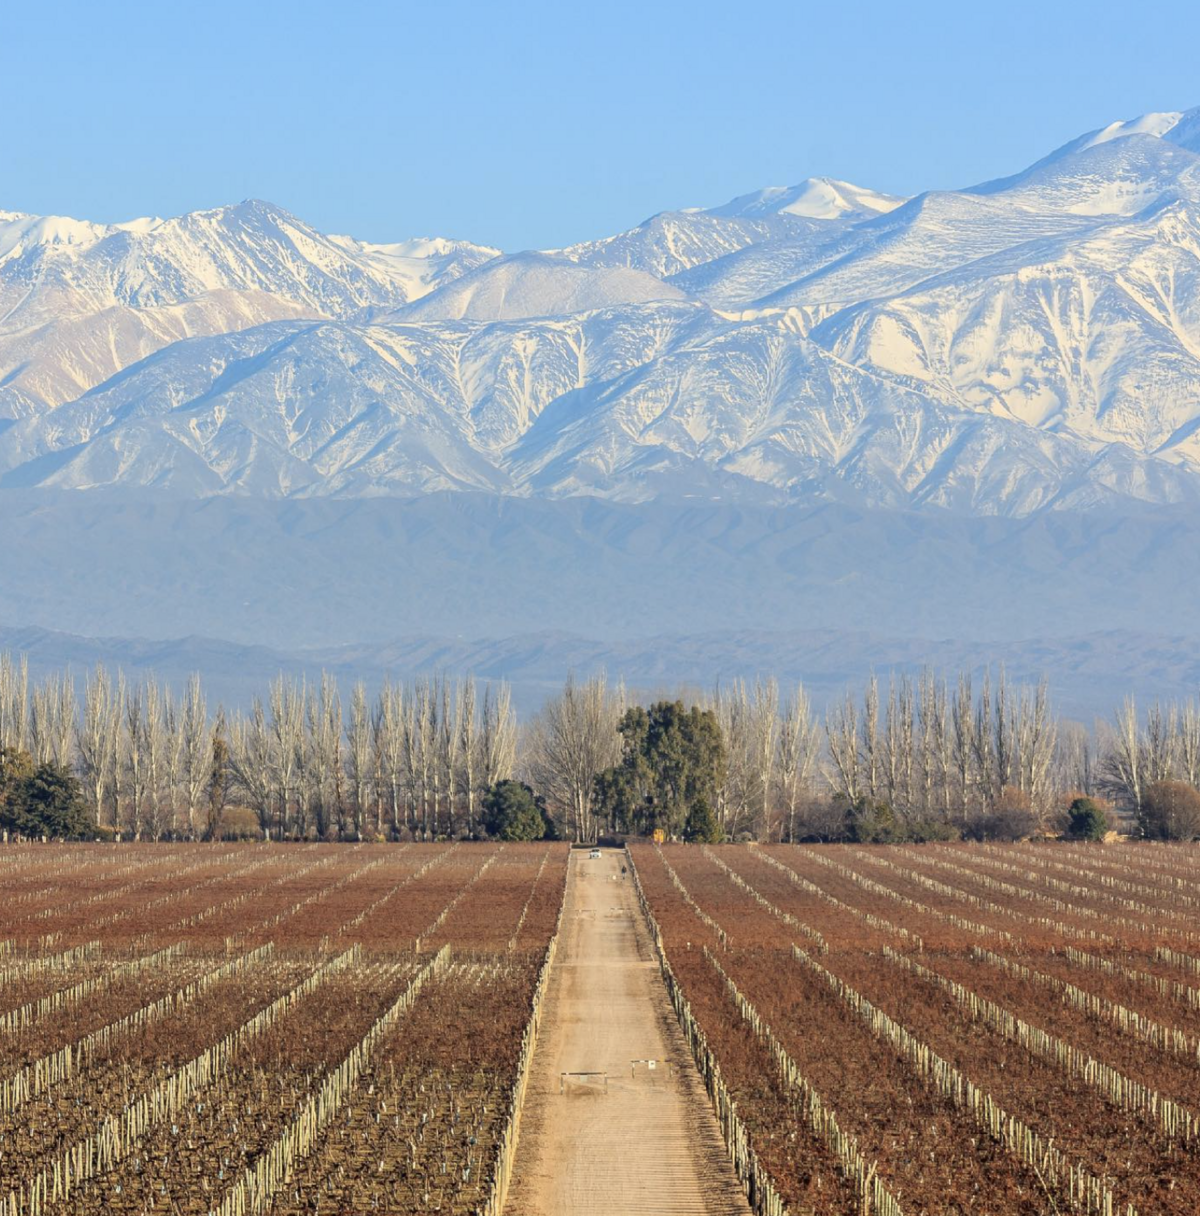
top-left (631, 840), bottom-right (1200, 1216)
top-left (0, 843), bottom-right (567, 1215)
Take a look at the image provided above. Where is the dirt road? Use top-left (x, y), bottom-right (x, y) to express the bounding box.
top-left (504, 848), bottom-right (752, 1216)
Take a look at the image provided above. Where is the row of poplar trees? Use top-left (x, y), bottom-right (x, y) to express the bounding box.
top-left (5, 653), bottom-right (1200, 842)
top-left (0, 656), bottom-right (516, 840)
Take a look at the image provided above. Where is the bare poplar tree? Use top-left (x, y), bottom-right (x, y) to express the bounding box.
top-left (778, 683), bottom-right (819, 841)
top-left (750, 677), bottom-right (779, 838)
top-left (482, 682), bottom-right (517, 788)
top-left (413, 678), bottom-right (435, 837)
top-left (973, 670), bottom-right (996, 805)
top-left (1107, 697), bottom-right (1144, 813)
top-left (929, 675), bottom-right (954, 819)
top-left (29, 676), bottom-right (58, 766)
top-left (308, 674), bottom-right (343, 839)
top-left (1175, 699), bottom-right (1200, 787)
top-left (178, 674), bottom-right (209, 840)
top-left (122, 683), bottom-right (147, 839)
top-left (229, 700), bottom-right (274, 836)
top-left (346, 681), bottom-right (373, 840)
top-left (78, 664), bottom-right (118, 829)
top-left (205, 709), bottom-right (231, 840)
top-left (164, 687), bottom-right (184, 836)
top-left (142, 679), bottom-right (173, 840)
top-left (710, 682), bottom-right (751, 835)
top-left (1143, 701), bottom-right (1176, 788)
top-left (0, 653), bottom-right (29, 753)
top-left (524, 672), bottom-right (621, 841)
top-left (1016, 679), bottom-right (1057, 817)
top-left (458, 676), bottom-right (479, 835)
top-left (952, 673), bottom-right (975, 822)
top-left (860, 675), bottom-right (880, 799)
top-left (372, 680), bottom-right (404, 836)
top-left (825, 691), bottom-right (860, 802)
top-left (1054, 720), bottom-right (1095, 796)
top-left (268, 676), bottom-right (304, 839)
top-left (441, 680), bottom-right (462, 835)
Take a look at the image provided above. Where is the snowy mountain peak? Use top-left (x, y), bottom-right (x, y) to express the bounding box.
top-left (0, 211), bottom-right (111, 259)
top-left (1056, 106), bottom-right (1200, 157)
top-left (1078, 110), bottom-right (1186, 152)
top-left (707, 177), bottom-right (905, 221)
top-left (994, 105), bottom-right (1200, 183)
top-left (7, 104), bottom-right (1200, 517)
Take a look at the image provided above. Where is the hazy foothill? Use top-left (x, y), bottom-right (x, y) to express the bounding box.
top-left (7, 109), bottom-right (1200, 713)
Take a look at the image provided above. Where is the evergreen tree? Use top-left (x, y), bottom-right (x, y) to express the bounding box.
top-left (0, 746), bottom-right (36, 837)
top-left (594, 701), bottom-right (726, 837)
top-left (1066, 796), bottom-right (1110, 841)
top-left (482, 779), bottom-right (549, 841)
top-left (2, 757), bottom-right (93, 839)
top-left (683, 796), bottom-right (722, 843)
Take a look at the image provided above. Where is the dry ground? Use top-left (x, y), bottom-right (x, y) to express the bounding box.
top-left (504, 848), bottom-right (751, 1216)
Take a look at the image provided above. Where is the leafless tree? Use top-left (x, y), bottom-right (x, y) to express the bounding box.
top-left (1144, 701), bottom-right (1177, 788)
top-left (177, 674), bottom-right (209, 839)
top-left (78, 665), bottom-right (119, 829)
top-left (440, 679), bottom-right (462, 834)
top-left (860, 674), bottom-right (880, 799)
top-left (824, 691), bottom-right (859, 802)
top-left (482, 682), bottom-right (517, 788)
top-left (1107, 697), bottom-right (1144, 813)
top-left (29, 672), bottom-right (75, 769)
top-left (121, 683), bottom-right (148, 838)
top-left (205, 709), bottom-right (231, 840)
top-left (229, 699), bottom-right (274, 836)
top-left (346, 681), bottom-right (372, 839)
top-left (308, 674), bottom-right (343, 839)
top-left (0, 653), bottom-right (29, 754)
top-left (777, 683), bottom-right (819, 841)
top-left (524, 672), bottom-right (622, 841)
top-left (951, 672), bottom-right (975, 822)
top-left (1175, 699), bottom-right (1200, 787)
top-left (374, 679), bottom-right (405, 836)
top-left (141, 680), bottom-right (173, 840)
top-left (458, 676), bottom-right (479, 835)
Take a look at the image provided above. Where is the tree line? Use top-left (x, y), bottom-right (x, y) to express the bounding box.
top-left (0, 657), bottom-right (517, 841)
top-left (521, 671), bottom-right (1200, 843)
top-left (3, 654), bottom-right (1200, 843)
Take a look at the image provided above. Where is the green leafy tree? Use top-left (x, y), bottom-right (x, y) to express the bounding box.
top-left (482, 780), bottom-right (550, 841)
top-left (841, 794), bottom-right (903, 843)
top-left (594, 701), bottom-right (726, 837)
top-left (683, 796), bottom-right (722, 843)
top-left (1066, 796), bottom-right (1110, 841)
top-left (0, 746), bottom-right (36, 837)
top-left (3, 760), bottom-right (93, 839)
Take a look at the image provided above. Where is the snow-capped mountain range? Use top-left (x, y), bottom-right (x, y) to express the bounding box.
top-left (5, 107), bottom-right (1200, 516)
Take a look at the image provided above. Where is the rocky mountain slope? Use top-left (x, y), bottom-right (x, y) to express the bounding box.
top-left (2, 108), bottom-right (1200, 518)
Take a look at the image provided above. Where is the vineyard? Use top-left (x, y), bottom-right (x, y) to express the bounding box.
top-left (0, 842), bottom-right (567, 1215)
top-left (630, 841), bottom-right (1200, 1216)
top-left (4, 841), bottom-right (1200, 1215)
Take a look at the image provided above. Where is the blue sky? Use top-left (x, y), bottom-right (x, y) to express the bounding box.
top-left (6, 0), bottom-right (1199, 250)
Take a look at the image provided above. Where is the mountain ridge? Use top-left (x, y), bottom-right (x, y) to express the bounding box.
top-left (3, 107), bottom-right (1200, 516)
